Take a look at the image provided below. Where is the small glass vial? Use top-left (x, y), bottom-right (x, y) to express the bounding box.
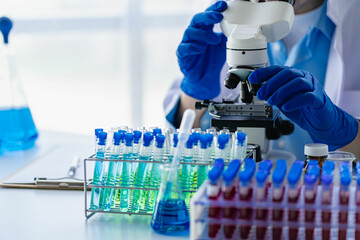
top-left (304, 143), bottom-right (328, 171)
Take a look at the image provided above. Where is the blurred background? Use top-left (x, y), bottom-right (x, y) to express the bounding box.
top-left (0, 0), bottom-right (209, 135)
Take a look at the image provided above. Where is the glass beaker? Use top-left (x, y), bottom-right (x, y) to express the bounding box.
top-left (0, 17), bottom-right (38, 151)
top-left (151, 164), bottom-right (190, 234)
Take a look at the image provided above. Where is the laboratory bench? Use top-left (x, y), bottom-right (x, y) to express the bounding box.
top-left (0, 130), bottom-right (188, 240)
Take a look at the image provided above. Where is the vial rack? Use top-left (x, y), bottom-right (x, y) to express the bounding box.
top-left (190, 182), bottom-right (360, 240)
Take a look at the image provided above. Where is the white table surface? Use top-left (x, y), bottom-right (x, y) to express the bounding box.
top-left (0, 130), bottom-right (189, 240)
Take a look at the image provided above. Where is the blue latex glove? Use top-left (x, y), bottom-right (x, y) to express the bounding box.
top-left (248, 65), bottom-right (359, 150)
top-left (177, 1), bottom-right (227, 100)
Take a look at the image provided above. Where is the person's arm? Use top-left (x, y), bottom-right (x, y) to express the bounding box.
top-left (174, 92), bottom-right (206, 128)
top-left (339, 120), bottom-right (360, 160)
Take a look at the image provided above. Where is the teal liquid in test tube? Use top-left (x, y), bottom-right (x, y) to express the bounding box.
top-left (119, 133), bottom-right (134, 212)
top-left (131, 132), bottom-right (153, 212)
top-left (146, 134), bottom-right (165, 213)
top-left (112, 130), bottom-right (126, 207)
top-left (181, 134), bottom-right (194, 206)
top-left (100, 132), bottom-right (122, 211)
top-left (90, 131), bottom-right (107, 210)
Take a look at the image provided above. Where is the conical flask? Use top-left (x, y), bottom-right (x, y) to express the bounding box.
top-left (0, 17), bottom-right (38, 151)
top-left (151, 165), bottom-right (190, 234)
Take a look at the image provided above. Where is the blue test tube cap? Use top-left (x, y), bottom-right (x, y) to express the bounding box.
top-left (124, 133), bottom-right (134, 147)
top-left (118, 130), bottom-right (127, 142)
top-left (143, 132), bottom-right (153, 147)
top-left (200, 134), bottom-right (208, 149)
top-left (192, 132), bottom-right (200, 145)
top-left (173, 133), bottom-right (178, 147)
top-left (255, 170), bottom-right (268, 185)
top-left (258, 159), bottom-right (273, 174)
top-left (322, 161), bottom-right (335, 175)
top-left (340, 162), bottom-right (352, 186)
top-left (98, 131), bottom-right (107, 146)
top-left (95, 128), bottom-right (103, 138)
top-left (239, 158), bottom-right (256, 183)
top-left (113, 132), bottom-right (122, 145)
top-left (222, 159), bottom-right (241, 186)
top-left (153, 128), bottom-right (162, 136)
top-left (0, 17), bottom-right (13, 44)
top-left (133, 130), bottom-right (142, 144)
top-left (307, 160), bottom-right (319, 167)
top-left (304, 165), bottom-right (320, 185)
top-left (208, 158), bottom-right (225, 184)
top-left (155, 134), bottom-right (165, 148)
top-left (217, 133), bottom-right (229, 150)
top-left (186, 134), bottom-right (195, 149)
top-left (236, 132), bottom-right (247, 145)
top-left (321, 173), bottom-right (333, 186)
top-left (272, 159), bottom-right (287, 185)
top-left (287, 161), bottom-right (304, 185)
top-left (206, 133), bottom-right (214, 146)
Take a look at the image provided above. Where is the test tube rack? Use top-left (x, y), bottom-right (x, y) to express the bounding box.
top-left (84, 155), bottom-right (213, 219)
top-left (191, 181), bottom-right (360, 240)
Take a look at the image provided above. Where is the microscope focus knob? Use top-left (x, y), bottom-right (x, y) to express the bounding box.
top-left (224, 73), bottom-right (241, 89)
top-left (279, 120), bottom-right (295, 135)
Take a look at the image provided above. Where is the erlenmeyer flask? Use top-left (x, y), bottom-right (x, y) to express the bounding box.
top-left (0, 17), bottom-right (38, 151)
top-left (151, 165), bottom-right (190, 234)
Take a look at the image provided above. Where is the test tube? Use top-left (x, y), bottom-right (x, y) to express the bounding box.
top-left (119, 133), bottom-right (134, 212)
top-left (207, 158), bottom-right (225, 238)
top-left (197, 134), bottom-right (210, 189)
top-left (287, 160), bottom-right (304, 239)
top-left (216, 133), bottom-right (230, 162)
top-left (94, 128), bottom-right (103, 150)
top-left (100, 132), bottom-right (122, 211)
top-left (238, 158), bottom-right (256, 239)
top-left (90, 131), bottom-right (107, 210)
top-left (356, 162), bottom-right (360, 239)
top-left (222, 159), bottom-right (242, 239)
top-left (321, 161), bottom-right (335, 240)
top-left (272, 159), bottom-right (287, 240)
top-left (132, 130), bottom-right (142, 159)
top-left (338, 162), bottom-right (351, 240)
top-left (146, 134), bottom-right (165, 213)
top-left (234, 131), bottom-right (247, 161)
top-left (169, 133), bottom-right (178, 163)
top-left (304, 161), bottom-right (320, 240)
top-left (206, 128), bottom-right (217, 159)
top-left (255, 160), bottom-right (272, 240)
top-left (181, 134), bottom-right (195, 206)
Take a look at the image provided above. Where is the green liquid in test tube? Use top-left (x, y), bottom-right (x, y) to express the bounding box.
top-left (100, 132), bottom-right (122, 211)
top-left (197, 134), bottom-right (211, 189)
top-left (90, 131), bottom-right (107, 210)
top-left (119, 133), bottom-right (134, 212)
top-left (146, 134), bottom-right (165, 213)
top-left (131, 132), bottom-right (153, 213)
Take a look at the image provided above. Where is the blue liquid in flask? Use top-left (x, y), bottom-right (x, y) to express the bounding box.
top-left (0, 107), bottom-right (38, 151)
top-left (151, 199), bottom-right (190, 234)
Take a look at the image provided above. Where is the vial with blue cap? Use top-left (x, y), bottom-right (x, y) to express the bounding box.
top-left (321, 160), bottom-right (335, 239)
top-left (207, 158), bottom-right (225, 239)
top-left (238, 158), bottom-right (256, 239)
top-left (112, 130), bottom-right (126, 207)
top-left (197, 134), bottom-right (211, 189)
top-left (132, 130), bottom-right (142, 159)
top-left (287, 160), bottom-right (304, 239)
top-left (339, 161), bottom-right (351, 239)
top-left (222, 159), bottom-right (241, 239)
top-left (94, 128), bottom-right (103, 149)
top-left (131, 132), bottom-right (153, 212)
top-left (206, 127), bottom-right (217, 158)
top-left (255, 167), bottom-right (271, 239)
top-left (100, 132), bottom-right (122, 211)
top-left (146, 134), bottom-right (166, 213)
top-left (271, 159), bottom-right (287, 239)
top-left (304, 162), bottom-right (320, 240)
top-left (216, 133), bottom-right (230, 162)
top-left (90, 131), bottom-right (107, 210)
top-left (0, 17), bottom-right (38, 152)
top-left (119, 132), bottom-right (134, 212)
top-left (169, 133), bottom-right (178, 163)
top-left (234, 130), bottom-right (247, 160)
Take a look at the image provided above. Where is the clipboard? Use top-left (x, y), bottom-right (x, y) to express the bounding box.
top-left (0, 145), bottom-right (94, 190)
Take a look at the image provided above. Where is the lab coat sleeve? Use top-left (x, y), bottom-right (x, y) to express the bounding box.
top-left (325, 0), bottom-right (360, 119)
top-left (163, 76), bottom-right (182, 129)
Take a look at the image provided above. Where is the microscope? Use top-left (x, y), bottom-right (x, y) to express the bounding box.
top-left (196, 0), bottom-right (296, 154)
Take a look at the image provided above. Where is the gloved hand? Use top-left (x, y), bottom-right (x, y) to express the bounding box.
top-left (248, 65), bottom-right (359, 150)
top-left (177, 1), bottom-right (228, 100)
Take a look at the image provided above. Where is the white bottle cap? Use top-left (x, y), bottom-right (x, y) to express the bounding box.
top-left (304, 143), bottom-right (328, 157)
